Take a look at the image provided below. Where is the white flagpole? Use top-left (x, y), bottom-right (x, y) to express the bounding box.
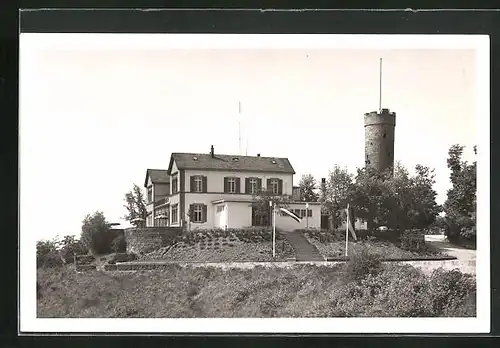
top-left (272, 203), bottom-right (276, 258)
top-left (238, 101), bottom-right (242, 155)
top-left (345, 203), bottom-right (349, 257)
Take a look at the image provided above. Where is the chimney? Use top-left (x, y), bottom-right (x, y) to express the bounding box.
top-left (210, 145), bottom-right (214, 158)
top-left (257, 153), bottom-right (261, 157)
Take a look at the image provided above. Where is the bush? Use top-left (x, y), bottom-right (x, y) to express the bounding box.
top-left (81, 211), bottom-right (119, 255)
top-left (59, 235), bottom-right (88, 264)
top-left (345, 246), bottom-right (383, 282)
top-left (75, 255), bottom-right (95, 265)
top-left (109, 253), bottom-right (137, 263)
top-left (37, 239), bottom-right (63, 268)
top-left (428, 268), bottom-right (476, 316)
top-left (111, 234), bottom-right (127, 253)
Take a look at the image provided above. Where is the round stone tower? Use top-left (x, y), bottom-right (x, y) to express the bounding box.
top-left (364, 108), bottom-right (396, 173)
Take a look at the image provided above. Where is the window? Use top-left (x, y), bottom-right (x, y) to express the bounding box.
top-left (249, 178), bottom-right (258, 194)
top-left (147, 187), bottom-right (153, 203)
top-left (154, 207), bottom-right (168, 227)
top-left (171, 204), bottom-right (178, 224)
top-left (271, 179), bottom-right (279, 195)
top-left (193, 204), bottom-right (203, 223)
top-left (227, 178), bottom-right (236, 193)
top-left (216, 205), bottom-right (224, 213)
top-left (307, 209), bottom-right (312, 217)
top-left (194, 176), bottom-right (202, 192)
top-left (172, 175), bottom-right (178, 194)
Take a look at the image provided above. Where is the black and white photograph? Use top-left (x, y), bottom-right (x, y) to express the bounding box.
top-left (19, 32), bottom-right (490, 333)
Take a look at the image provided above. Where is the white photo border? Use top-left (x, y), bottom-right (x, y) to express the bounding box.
top-left (19, 33), bottom-right (490, 334)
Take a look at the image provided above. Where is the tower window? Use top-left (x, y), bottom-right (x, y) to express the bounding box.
top-left (370, 142), bottom-right (373, 145)
top-left (383, 133), bottom-right (387, 138)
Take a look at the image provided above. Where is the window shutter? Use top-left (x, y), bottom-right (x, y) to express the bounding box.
top-left (245, 178), bottom-right (250, 194)
top-left (202, 205), bottom-right (207, 223)
top-left (236, 178), bottom-right (241, 193)
top-left (189, 204), bottom-right (194, 220)
top-left (190, 176), bottom-right (195, 193)
top-left (267, 179), bottom-right (271, 192)
top-left (257, 178), bottom-right (262, 193)
top-left (224, 177), bottom-right (228, 193)
top-left (278, 179), bottom-right (283, 195)
top-left (202, 176), bottom-right (207, 193)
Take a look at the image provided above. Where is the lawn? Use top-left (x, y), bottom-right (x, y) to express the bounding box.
top-left (140, 229), bottom-right (295, 262)
top-left (37, 262), bottom-right (476, 318)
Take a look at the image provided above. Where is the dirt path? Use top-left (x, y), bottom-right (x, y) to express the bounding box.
top-left (425, 235), bottom-right (476, 262)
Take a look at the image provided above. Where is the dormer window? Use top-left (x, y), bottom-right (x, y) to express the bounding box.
top-left (193, 156), bottom-right (198, 161)
top-left (271, 160), bottom-right (277, 164)
top-left (232, 157), bottom-right (239, 162)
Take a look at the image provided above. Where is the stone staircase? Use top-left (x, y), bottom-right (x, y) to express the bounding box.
top-left (282, 231), bottom-right (324, 261)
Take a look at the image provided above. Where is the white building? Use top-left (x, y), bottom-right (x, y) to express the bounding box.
top-left (144, 146), bottom-right (321, 231)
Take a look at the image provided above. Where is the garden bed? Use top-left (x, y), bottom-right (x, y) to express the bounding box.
top-left (302, 229), bottom-right (449, 260)
top-left (138, 228), bottom-right (295, 262)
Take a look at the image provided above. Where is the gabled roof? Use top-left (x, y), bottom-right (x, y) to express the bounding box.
top-left (167, 153), bottom-right (295, 175)
top-left (144, 169), bottom-right (170, 187)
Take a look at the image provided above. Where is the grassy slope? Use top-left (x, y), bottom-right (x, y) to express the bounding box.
top-left (37, 263), bottom-right (475, 318)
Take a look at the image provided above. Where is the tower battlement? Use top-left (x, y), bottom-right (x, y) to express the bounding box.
top-left (364, 108), bottom-right (396, 127)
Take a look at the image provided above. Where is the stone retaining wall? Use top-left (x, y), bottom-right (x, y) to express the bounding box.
top-left (103, 259), bottom-right (476, 275)
top-left (125, 227), bottom-right (182, 255)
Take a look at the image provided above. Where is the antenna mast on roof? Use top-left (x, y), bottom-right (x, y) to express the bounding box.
top-left (379, 58), bottom-right (383, 112)
top-left (238, 101), bottom-right (242, 155)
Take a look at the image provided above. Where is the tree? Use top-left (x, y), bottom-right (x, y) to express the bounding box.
top-left (123, 184), bottom-right (148, 226)
top-left (320, 165), bottom-right (354, 229)
top-left (58, 235), bottom-right (88, 263)
top-left (298, 174), bottom-right (319, 202)
top-left (251, 188), bottom-right (291, 226)
top-left (36, 238), bottom-right (63, 268)
top-left (443, 144), bottom-right (476, 242)
top-left (81, 211), bottom-right (116, 255)
top-left (351, 162), bottom-right (441, 231)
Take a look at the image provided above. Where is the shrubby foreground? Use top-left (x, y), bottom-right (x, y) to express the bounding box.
top-left (37, 251), bottom-right (475, 318)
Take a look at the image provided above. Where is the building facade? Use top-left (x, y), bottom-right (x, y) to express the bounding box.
top-left (144, 146), bottom-right (321, 231)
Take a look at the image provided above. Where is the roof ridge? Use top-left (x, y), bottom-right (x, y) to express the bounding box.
top-left (172, 152), bottom-right (289, 159)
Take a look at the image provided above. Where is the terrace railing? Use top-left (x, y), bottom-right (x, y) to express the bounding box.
top-left (154, 197), bottom-right (169, 208)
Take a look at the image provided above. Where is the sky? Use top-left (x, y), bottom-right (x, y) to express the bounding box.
top-left (20, 34), bottom-right (479, 240)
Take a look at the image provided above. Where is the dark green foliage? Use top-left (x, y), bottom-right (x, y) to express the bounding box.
top-left (123, 184), bottom-right (148, 227)
top-left (298, 174), bottom-right (319, 202)
top-left (345, 246), bottom-right (383, 282)
top-left (427, 268), bottom-right (476, 316)
top-left (108, 253), bottom-right (137, 263)
top-left (59, 235), bottom-right (88, 264)
top-left (443, 145), bottom-right (476, 245)
top-left (319, 165), bottom-right (354, 229)
top-left (80, 211), bottom-right (118, 255)
top-left (75, 255), bottom-right (95, 265)
top-left (111, 234), bottom-right (127, 253)
top-left (36, 239), bottom-right (63, 268)
top-left (352, 163), bottom-right (442, 231)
